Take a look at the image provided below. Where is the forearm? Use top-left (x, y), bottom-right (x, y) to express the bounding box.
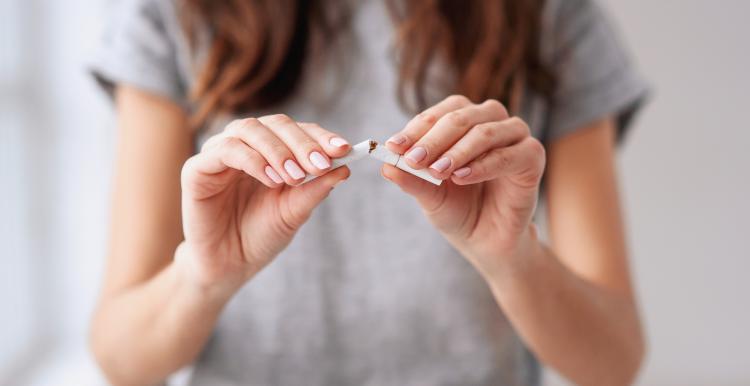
top-left (486, 227), bottom-right (644, 386)
top-left (91, 243), bottom-right (235, 386)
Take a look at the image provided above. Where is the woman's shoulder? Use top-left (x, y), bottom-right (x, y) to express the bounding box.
top-left (91, 0), bottom-right (194, 107)
top-left (536, 0), bottom-right (651, 144)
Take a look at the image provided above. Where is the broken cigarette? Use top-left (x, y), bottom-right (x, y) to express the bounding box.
top-left (298, 139), bottom-right (373, 185)
top-left (368, 141), bottom-right (443, 186)
top-left (298, 139), bottom-right (442, 186)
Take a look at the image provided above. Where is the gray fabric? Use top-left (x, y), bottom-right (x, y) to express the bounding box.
top-left (90, 0), bottom-right (648, 385)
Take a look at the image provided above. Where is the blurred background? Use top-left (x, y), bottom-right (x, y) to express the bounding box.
top-left (0, 0), bottom-right (748, 385)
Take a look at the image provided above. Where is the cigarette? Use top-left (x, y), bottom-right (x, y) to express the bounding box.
top-left (298, 139), bottom-right (372, 185)
top-left (368, 141), bottom-right (443, 186)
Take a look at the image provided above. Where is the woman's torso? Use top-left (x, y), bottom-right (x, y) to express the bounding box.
top-left (92, 0), bottom-right (648, 383)
top-left (187, 1), bottom-right (541, 385)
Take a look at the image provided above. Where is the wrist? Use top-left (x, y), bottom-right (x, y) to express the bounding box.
top-left (476, 223), bottom-right (546, 291)
top-left (172, 242), bottom-right (244, 307)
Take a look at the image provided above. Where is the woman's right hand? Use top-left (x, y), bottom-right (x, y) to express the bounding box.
top-left (176, 114), bottom-right (352, 296)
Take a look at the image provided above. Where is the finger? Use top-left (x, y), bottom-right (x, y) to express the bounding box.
top-left (297, 122), bottom-right (352, 158)
top-left (258, 114), bottom-right (332, 176)
top-left (427, 117), bottom-right (529, 179)
top-left (226, 118), bottom-right (305, 185)
top-left (450, 137), bottom-right (546, 186)
top-left (385, 95), bottom-right (473, 153)
top-left (403, 99), bottom-right (510, 170)
top-left (182, 137), bottom-right (283, 200)
top-left (281, 166), bottom-right (351, 230)
top-left (380, 163), bottom-right (450, 213)
top-left (200, 118), bottom-right (251, 152)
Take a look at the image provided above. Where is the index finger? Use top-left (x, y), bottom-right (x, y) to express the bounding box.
top-left (297, 122), bottom-right (352, 158)
top-left (385, 95), bottom-right (473, 153)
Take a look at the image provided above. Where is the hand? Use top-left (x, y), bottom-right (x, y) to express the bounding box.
top-left (178, 115), bottom-right (352, 295)
top-left (382, 95), bottom-right (546, 280)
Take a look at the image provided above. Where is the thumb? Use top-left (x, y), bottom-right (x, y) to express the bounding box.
top-left (381, 164), bottom-right (447, 212)
top-left (280, 166), bottom-right (351, 229)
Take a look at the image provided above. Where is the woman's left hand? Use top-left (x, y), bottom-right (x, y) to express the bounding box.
top-left (383, 95), bottom-right (546, 281)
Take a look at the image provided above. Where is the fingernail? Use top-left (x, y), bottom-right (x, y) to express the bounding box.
top-left (330, 137), bottom-right (348, 147)
top-left (453, 167), bottom-right (472, 178)
top-left (331, 179), bottom-right (347, 190)
top-left (265, 166), bottom-right (283, 184)
top-left (386, 134), bottom-right (407, 145)
top-left (284, 159), bottom-right (306, 180)
top-left (405, 147), bottom-right (427, 163)
top-left (430, 157), bottom-right (452, 172)
top-left (309, 152), bottom-right (331, 170)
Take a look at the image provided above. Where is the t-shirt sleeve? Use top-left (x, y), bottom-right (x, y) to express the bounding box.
top-left (543, 0), bottom-right (650, 143)
top-left (90, 0), bottom-right (187, 106)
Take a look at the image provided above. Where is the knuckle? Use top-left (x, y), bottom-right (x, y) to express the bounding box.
top-left (477, 159), bottom-right (494, 177)
top-left (474, 123), bottom-right (496, 141)
top-left (200, 135), bottom-right (220, 152)
top-left (508, 117), bottom-right (530, 135)
top-left (181, 156), bottom-right (197, 177)
top-left (217, 137), bottom-right (238, 153)
top-left (240, 148), bottom-right (259, 165)
top-left (483, 99), bottom-right (509, 118)
top-left (263, 114), bottom-right (292, 126)
top-left (526, 138), bottom-right (547, 169)
top-left (417, 112), bottom-right (438, 125)
top-left (497, 150), bottom-right (513, 170)
top-left (264, 141), bottom-right (291, 160)
top-left (446, 111), bottom-right (469, 128)
top-left (236, 118), bottom-right (260, 135)
top-left (224, 119), bottom-right (244, 133)
top-left (448, 146), bottom-right (471, 163)
top-left (447, 94), bottom-right (470, 105)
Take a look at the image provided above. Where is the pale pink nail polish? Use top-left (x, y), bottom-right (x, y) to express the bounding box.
top-left (309, 152), bottom-right (331, 170)
top-left (284, 160), bottom-right (306, 180)
top-left (265, 166), bottom-right (283, 184)
top-left (331, 179), bottom-right (347, 189)
top-left (453, 167), bottom-right (472, 178)
top-left (386, 134), bottom-right (407, 145)
top-left (330, 137), bottom-right (348, 147)
top-left (405, 147), bottom-right (427, 163)
top-left (430, 157), bottom-right (452, 172)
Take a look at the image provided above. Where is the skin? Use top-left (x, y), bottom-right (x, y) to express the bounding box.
top-left (91, 88), bottom-right (644, 386)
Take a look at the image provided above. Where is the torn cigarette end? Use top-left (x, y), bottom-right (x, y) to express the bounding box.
top-left (367, 142), bottom-right (443, 186)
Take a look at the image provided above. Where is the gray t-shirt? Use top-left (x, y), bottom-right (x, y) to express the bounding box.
top-left (91, 0), bottom-right (648, 385)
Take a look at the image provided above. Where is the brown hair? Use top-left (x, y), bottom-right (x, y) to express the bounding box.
top-left (182, 0), bottom-right (554, 128)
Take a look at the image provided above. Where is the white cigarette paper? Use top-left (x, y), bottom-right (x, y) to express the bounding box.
top-left (298, 139), bottom-right (372, 185)
top-left (368, 142), bottom-right (443, 186)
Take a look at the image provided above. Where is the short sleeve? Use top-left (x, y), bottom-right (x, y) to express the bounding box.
top-left (542, 0), bottom-right (650, 143)
top-left (90, 0), bottom-right (188, 106)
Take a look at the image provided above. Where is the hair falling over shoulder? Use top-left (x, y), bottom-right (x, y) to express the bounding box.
top-left (181, 0), bottom-right (555, 128)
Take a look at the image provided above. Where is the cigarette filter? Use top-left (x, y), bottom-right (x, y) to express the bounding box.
top-left (298, 139), bottom-right (372, 185)
top-left (368, 142), bottom-right (443, 186)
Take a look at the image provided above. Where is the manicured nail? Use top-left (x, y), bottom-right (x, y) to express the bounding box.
top-left (430, 157), bottom-right (452, 172)
top-left (309, 152), bottom-right (331, 170)
top-left (386, 134), bottom-right (407, 145)
top-left (331, 179), bottom-right (347, 189)
top-left (265, 166), bottom-right (283, 184)
top-left (405, 147), bottom-right (427, 163)
top-left (330, 137), bottom-right (348, 147)
top-left (453, 167), bottom-right (472, 178)
top-left (284, 159), bottom-right (305, 180)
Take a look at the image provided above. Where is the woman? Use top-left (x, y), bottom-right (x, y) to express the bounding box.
top-left (90, 0), bottom-right (648, 385)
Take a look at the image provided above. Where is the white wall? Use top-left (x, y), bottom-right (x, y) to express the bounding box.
top-left (0, 0), bottom-right (112, 384)
top-left (615, 1), bottom-right (750, 385)
top-left (546, 1), bottom-right (750, 385)
top-left (0, 0), bottom-right (748, 385)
